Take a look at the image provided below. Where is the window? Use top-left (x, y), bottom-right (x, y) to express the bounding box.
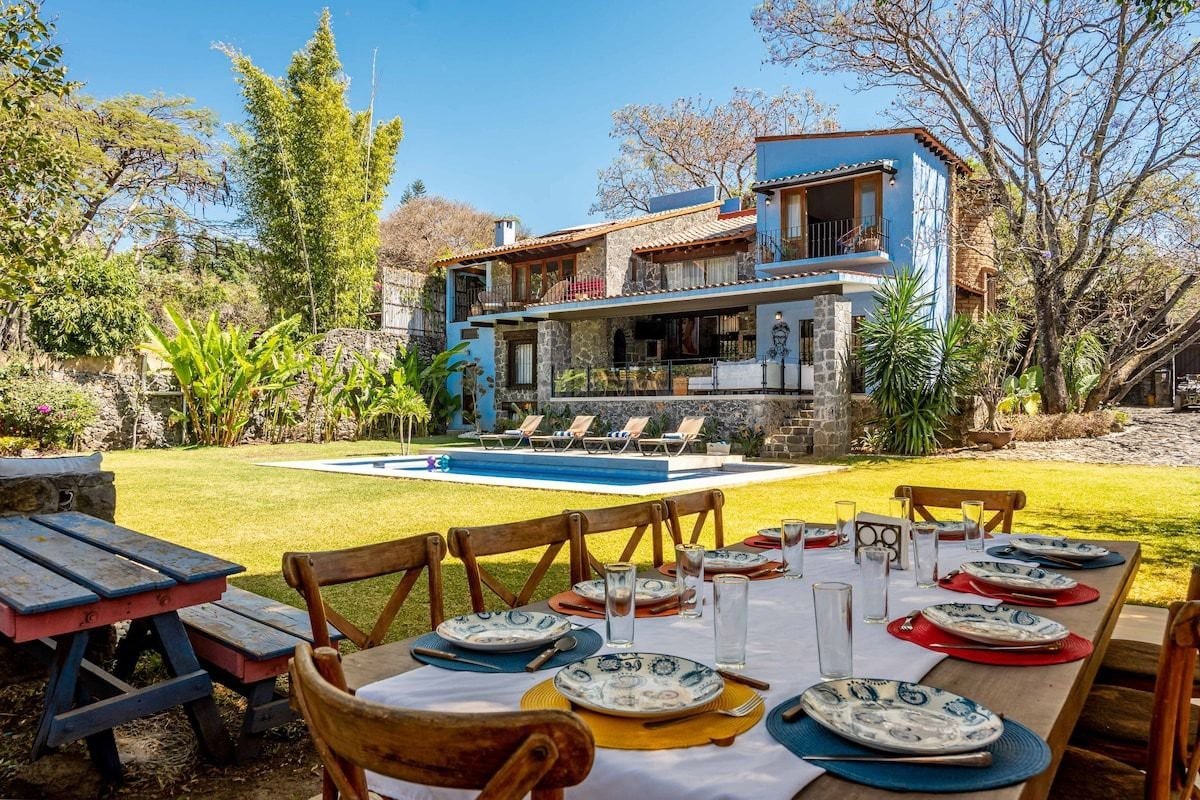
top-left (512, 256), bottom-right (577, 302)
top-left (799, 319), bottom-right (814, 365)
top-left (663, 254), bottom-right (738, 290)
top-left (452, 269), bottom-right (485, 323)
top-left (506, 333), bottom-right (537, 388)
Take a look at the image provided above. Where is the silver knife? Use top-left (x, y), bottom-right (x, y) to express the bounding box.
top-left (412, 646), bottom-right (503, 670)
top-left (928, 641), bottom-right (1064, 651)
top-left (805, 751), bottom-right (993, 767)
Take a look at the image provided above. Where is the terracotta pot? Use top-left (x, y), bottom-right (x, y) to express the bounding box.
top-left (967, 428), bottom-right (1015, 449)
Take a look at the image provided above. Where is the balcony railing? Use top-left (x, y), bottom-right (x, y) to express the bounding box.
top-left (758, 217), bottom-right (891, 265)
top-left (552, 357), bottom-right (809, 398)
top-left (467, 273), bottom-right (607, 316)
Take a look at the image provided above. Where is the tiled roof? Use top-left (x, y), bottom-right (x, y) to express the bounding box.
top-left (433, 201), bottom-right (721, 267)
top-left (632, 214), bottom-right (758, 254)
top-left (751, 160), bottom-right (897, 192)
top-left (755, 127), bottom-right (970, 174)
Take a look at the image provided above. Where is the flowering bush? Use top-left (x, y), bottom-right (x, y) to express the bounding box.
top-left (0, 372), bottom-right (99, 449)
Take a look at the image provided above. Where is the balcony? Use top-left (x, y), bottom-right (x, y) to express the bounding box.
top-left (552, 357), bottom-right (810, 398)
top-left (465, 274), bottom-right (607, 317)
top-left (757, 217), bottom-right (891, 271)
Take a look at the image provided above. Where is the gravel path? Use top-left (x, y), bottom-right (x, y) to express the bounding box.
top-left (952, 408), bottom-right (1200, 467)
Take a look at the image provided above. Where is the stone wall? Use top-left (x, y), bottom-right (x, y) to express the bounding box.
top-left (50, 357), bottom-right (181, 450)
top-left (811, 294), bottom-right (852, 457)
top-left (0, 470), bottom-right (116, 521)
top-left (954, 178), bottom-right (997, 304)
top-left (603, 207), bottom-right (717, 294)
top-left (570, 320), bottom-right (609, 367)
top-left (493, 322), bottom-right (541, 411)
top-left (544, 396), bottom-right (810, 443)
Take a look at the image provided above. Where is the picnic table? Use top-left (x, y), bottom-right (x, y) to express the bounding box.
top-left (338, 536), bottom-right (1140, 800)
top-left (0, 511), bottom-right (244, 779)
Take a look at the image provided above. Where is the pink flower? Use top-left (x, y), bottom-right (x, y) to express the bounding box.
top-left (36, 404), bottom-right (52, 415)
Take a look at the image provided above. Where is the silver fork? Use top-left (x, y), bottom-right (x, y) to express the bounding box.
top-left (642, 695), bottom-right (764, 729)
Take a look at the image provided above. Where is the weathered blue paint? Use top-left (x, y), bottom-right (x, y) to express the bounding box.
top-left (647, 185), bottom-right (718, 213)
top-left (444, 265), bottom-right (497, 431)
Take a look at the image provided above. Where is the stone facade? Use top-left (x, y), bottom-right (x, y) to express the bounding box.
top-left (954, 178), bottom-right (997, 312)
top-left (493, 322), bottom-right (541, 411)
top-left (320, 326), bottom-right (443, 365)
top-left (544, 395), bottom-right (810, 444)
top-left (602, 207), bottom-right (717, 295)
top-left (536, 320), bottom-right (571, 402)
top-left (0, 470), bottom-right (116, 521)
top-left (49, 357), bottom-right (181, 450)
top-left (811, 294), bottom-right (852, 457)
top-left (570, 319), bottom-right (609, 367)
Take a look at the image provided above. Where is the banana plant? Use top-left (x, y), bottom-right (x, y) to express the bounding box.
top-left (999, 367), bottom-right (1044, 416)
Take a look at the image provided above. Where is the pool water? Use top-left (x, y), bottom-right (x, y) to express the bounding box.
top-left (360, 456), bottom-right (723, 487)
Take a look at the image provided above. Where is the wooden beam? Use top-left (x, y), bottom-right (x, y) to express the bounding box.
top-left (471, 321), bottom-right (494, 328)
top-left (495, 319), bottom-right (520, 326)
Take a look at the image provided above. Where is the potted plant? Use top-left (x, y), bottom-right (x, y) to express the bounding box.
top-left (967, 311), bottom-right (1023, 449)
top-left (857, 225), bottom-right (882, 252)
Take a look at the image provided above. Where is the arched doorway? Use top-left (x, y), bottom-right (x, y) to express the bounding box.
top-left (613, 329), bottom-right (627, 366)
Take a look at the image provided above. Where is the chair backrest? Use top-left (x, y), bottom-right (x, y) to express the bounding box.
top-left (675, 415), bottom-right (706, 439)
top-left (1145, 599), bottom-right (1200, 799)
top-left (894, 485), bottom-right (1027, 533)
top-left (566, 416), bottom-right (595, 437)
top-left (282, 533), bottom-right (446, 650)
top-left (573, 501), bottom-right (675, 576)
top-left (520, 415), bottom-right (545, 435)
top-left (291, 643), bottom-right (594, 800)
top-left (448, 514), bottom-right (587, 612)
top-left (623, 417), bottom-right (650, 437)
top-left (663, 490), bottom-right (725, 548)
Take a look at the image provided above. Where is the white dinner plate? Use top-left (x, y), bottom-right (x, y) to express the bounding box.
top-left (756, 526), bottom-right (838, 542)
top-left (921, 602), bottom-right (1070, 645)
top-left (801, 678), bottom-right (1005, 755)
top-left (960, 561), bottom-right (1077, 594)
top-left (436, 610), bottom-right (570, 653)
top-left (703, 549), bottom-right (769, 572)
top-left (553, 652), bottom-right (724, 719)
top-left (572, 577), bottom-right (680, 606)
top-left (1010, 537), bottom-right (1109, 561)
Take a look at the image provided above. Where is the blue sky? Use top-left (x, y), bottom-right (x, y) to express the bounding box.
top-left (47, 1), bottom-right (896, 235)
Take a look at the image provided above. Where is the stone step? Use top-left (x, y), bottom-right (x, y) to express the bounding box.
top-left (778, 425), bottom-right (811, 435)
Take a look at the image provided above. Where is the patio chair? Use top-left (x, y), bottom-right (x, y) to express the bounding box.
top-left (479, 415), bottom-right (544, 450)
top-left (663, 489), bottom-right (726, 548)
top-left (570, 501), bottom-right (676, 577)
top-left (1051, 600), bottom-right (1200, 800)
top-left (448, 513), bottom-right (587, 612)
top-left (582, 416), bottom-right (649, 454)
top-left (529, 415), bottom-right (595, 452)
top-left (637, 416), bottom-right (706, 456)
top-left (291, 643), bottom-right (595, 800)
top-left (893, 485), bottom-right (1027, 534)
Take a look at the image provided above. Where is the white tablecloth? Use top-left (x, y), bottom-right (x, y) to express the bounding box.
top-left (359, 539), bottom-right (1015, 800)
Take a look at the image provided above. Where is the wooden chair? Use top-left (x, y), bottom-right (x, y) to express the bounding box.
top-left (663, 490), bottom-right (726, 548)
top-left (894, 485), bottom-right (1027, 533)
top-left (448, 514), bottom-right (587, 613)
top-left (1052, 600), bottom-right (1200, 800)
top-left (572, 501), bottom-right (675, 577)
top-left (291, 643), bottom-right (595, 800)
top-left (282, 533), bottom-right (446, 651)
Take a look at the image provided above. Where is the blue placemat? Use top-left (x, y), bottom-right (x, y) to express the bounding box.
top-left (766, 697), bottom-right (1051, 793)
top-left (411, 628), bottom-right (602, 673)
top-left (987, 545), bottom-right (1125, 570)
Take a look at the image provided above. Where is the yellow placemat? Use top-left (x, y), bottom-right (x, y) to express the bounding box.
top-left (520, 679), bottom-right (763, 750)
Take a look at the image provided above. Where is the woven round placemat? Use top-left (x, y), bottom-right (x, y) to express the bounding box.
top-left (520, 679), bottom-right (763, 750)
top-left (766, 697), bottom-right (1051, 793)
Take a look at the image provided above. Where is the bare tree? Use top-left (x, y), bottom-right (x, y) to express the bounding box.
top-left (379, 195), bottom-right (498, 273)
top-left (592, 87), bottom-right (838, 217)
top-left (755, 0), bottom-right (1200, 412)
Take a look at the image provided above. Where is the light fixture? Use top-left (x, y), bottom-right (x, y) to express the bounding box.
top-left (764, 195), bottom-right (772, 206)
top-left (775, 310), bottom-right (783, 321)
top-left (889, 175), bottom-right (896, 187)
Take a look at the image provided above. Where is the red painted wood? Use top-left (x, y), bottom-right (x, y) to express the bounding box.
top-left (0, 577), bottom-right (226, 643)
top-left (187, 633), bottom-right (291, 684)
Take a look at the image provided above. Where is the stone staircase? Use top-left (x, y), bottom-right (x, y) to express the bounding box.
top-left (761, 404), bottom-right (815, 460)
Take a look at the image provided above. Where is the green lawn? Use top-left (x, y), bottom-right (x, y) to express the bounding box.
top-left (103, 441), bottom-right (1200, 643)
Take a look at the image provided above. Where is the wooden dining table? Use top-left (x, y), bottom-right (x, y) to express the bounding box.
top-left (339, 537), bottom-right (1141, 800)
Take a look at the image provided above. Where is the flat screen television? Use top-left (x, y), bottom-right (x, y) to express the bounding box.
top-left (633, 319), bottom-right (666, 340)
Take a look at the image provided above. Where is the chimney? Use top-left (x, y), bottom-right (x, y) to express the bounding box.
top-left (494, 218), bottom-right (517, 247)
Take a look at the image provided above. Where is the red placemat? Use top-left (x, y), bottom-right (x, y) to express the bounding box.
top-left (548, 590), bottom-right (680, 619)
top-left (657, 561), bottom-right (785, 582)
top-left (939, 572), bottom-right (1100, 607)
top-left (742, 534), bottom-right (842, 549)
top-left (887, 614), bottom-right (1092, 665)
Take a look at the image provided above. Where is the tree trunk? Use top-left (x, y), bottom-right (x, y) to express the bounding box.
top-left (1035, 285), bottom-right (1070, 414)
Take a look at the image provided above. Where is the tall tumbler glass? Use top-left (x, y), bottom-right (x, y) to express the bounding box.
top-left (713, 574), bottom-right (750, 670)
top-left (605, 562), bottom-right (636, 648)
top-left (780, 519), bottom-right (805, 579)
top-left (962, 500), bottom-right (985, 552)
top-left (889, 495), bottom-right (912, 523)
top-left (813, 582), bottom-right (853, 679)
top-left (675, 543), bottom-right (705, 618)
top-left (835, 500), bottom-right (856, 549)
top-left (860, 545), bottom-right (890, 623)
top-left (912, 523), bottom-right (940, 588)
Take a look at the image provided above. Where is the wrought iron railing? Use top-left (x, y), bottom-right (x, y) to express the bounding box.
top-left (467, 273), bottom-right (607, 316)
top-left (757, 217), bottom-right (891, 265)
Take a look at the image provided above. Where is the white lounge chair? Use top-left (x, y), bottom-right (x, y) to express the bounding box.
top-left (529, 416), bottom-right (595, 452)
top-left (637, 416), bottom-right (706, 456)
top-left (582, 417), bottom-right (649, 454)
top-left (478, 415), bottom-right (543, 450)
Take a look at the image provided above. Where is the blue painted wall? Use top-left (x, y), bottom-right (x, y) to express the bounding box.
top-left (647, 185), bottom-right (718, 213)
top-left (444, 266), bottom-right (497, 431)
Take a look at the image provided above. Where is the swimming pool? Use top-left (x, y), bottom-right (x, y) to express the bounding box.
top-left (261, 449), bottom-right (843, 496)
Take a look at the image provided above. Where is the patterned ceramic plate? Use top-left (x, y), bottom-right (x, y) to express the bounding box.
top-left (553, 652), bottom-right (724, 719)
top-left (572, 577), bottom-right (680, 606)
top-left (436, 610), bottom-right (571, 653)
top-left (929, 521), bottom-right (966, 535)
top-left (800, 678), bottom-right (1005, 755)
top-left (1011, 537), bottom-right (1109, 561)
top-left (960, 561), bottom-right (1078, 594)
top-left (921, 602), bottom-right (1070, 645)
top-left (704, 549), bottom-right (769, 572)
top-left (756, 526), bottom-right (838, 541)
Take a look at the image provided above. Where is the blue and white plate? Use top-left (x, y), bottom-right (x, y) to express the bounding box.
top-left (553, 652), bottom-right (724, 719)
top-left (930, 520), bottom-right (966, 535)
top-left (921, 603), bottom-right (1069, 646)
top-left (1011, 537), bottom-right (1109, 561)
top-left (756, 526), bottom-right (838, 541)
top-left (572, 577), bottom-right (680, 606)
top-left (436, 611), bottom-right (571, 653)
top-left (704, 549), bottom-right (769, 572)
top-left (960, 561), bottom-right (1078, 594)
top-left (800, 678), bottom-right (1005, 755)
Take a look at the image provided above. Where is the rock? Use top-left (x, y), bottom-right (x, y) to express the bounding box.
top-left (977, 443), bottom-right (993, 452)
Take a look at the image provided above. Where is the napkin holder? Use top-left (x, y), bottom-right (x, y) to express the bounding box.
top-left (855, 512), bottom-right (910, 570)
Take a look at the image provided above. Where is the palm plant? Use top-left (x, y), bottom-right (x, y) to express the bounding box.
top-left (396, 341), bottom-right (469, 435)
top-left (371, 377), bottom-right (430, 454)
top-left (1063, 331), bottom-right (1106, 411)
top-left (856, 269), bottom-right (977, 456)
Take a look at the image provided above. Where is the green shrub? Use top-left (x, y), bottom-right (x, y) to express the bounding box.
top-left (0, 436), bottom-right (38, 455)
top-left (29, 250), bottom-right (146, 357)
top-left (0, 373), bottom-right (99, 448)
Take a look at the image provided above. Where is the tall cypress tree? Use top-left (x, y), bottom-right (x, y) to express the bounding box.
top-left (225, 9), bottom-right (402, 331)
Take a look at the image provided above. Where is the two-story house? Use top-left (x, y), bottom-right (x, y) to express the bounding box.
top-left (421, 127), bottom-right (994, 457)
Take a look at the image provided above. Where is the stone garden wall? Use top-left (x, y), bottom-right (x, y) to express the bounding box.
top-left (543, 395), bottom-right (810, 442)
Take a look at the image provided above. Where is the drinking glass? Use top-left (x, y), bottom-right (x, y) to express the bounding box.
top-left (962, 500), bottom-right (985, 552)
top-left (835, 500), bottom-right (856, 549)
top-left (813, 582), bottom-right (853, 679)
top-left (889, 495), bottom-right (911, 522)
top-left (605, 562), bottom-right (636, 648)
top-left (912, 523), bottom-right (940, 588)
top-left (780, 519), bottom-right (805, 579)
top-left (675, 543), bottom-right (705, 618)
top-left (713, 574), bottom-right (750, 670)
top-left (860, 545), bottom-right (890, 623)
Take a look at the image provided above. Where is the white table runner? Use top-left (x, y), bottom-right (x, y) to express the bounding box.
top-left (360, 539), bottom-right (1018, 800)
